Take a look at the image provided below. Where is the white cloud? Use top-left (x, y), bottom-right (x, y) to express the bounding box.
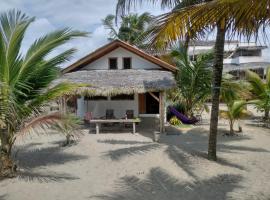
top-left (0, 0), bottom-right (167, 67)
top-left (0, 0), bottom-right (269, 66)
top-left (59, 25), bottom-right (111, 67)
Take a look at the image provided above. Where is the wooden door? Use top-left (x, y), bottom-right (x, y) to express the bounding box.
top-left (138, 94), bottom-right (146, 114)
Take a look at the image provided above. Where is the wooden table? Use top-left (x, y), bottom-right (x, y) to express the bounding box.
top-left (89, 119), bottom-right (141, 134)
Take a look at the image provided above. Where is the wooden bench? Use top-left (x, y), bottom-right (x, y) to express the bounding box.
top-left (89, 119), bottom-right (141, 134)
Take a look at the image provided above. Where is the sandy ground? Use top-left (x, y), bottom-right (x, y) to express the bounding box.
top-left (1, 107), bottom-right (270, 200)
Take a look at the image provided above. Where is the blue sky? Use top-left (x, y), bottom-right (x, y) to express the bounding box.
top-left (1, 0), bottom-right (269, 67)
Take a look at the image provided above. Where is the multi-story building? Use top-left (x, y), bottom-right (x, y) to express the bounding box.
top-left (188, 40), bottom-right (269, 79)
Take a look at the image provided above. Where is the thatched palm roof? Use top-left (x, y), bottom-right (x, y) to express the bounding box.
top-left (54, 70), bottom-right (176, 96)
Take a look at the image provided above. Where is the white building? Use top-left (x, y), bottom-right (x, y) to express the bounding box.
top-left (188, 40), bottom-right (270, 79)
top-left (58, 40), bottom-right (177, 133)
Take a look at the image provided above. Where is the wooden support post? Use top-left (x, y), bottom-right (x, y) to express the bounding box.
top-left (159, 91), bottom-right (165, 133)
top-left (132, 122), bottom-right (136, 134)
top-left (96, 123), bottom-right (100, 134)
top-left (59, 96), bottom-right (67, 114)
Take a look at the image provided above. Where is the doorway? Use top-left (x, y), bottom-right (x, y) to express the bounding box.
top-left (145, 92), bottom-right (159, 114)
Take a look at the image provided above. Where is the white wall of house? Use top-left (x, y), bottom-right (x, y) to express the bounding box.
top-left (76, 94), bottom-right (139, 119)
top-left (82, 47), bottom-right (161, 70)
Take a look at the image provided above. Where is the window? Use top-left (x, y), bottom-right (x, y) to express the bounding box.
top-left (109, 58), bottom-right (118, 69)
top-left (123, 57), bottom-right (132, 69)
top-left (111, 94), bottom-right (134, 100)
top-left (84, 96), bottom-right (107, 101)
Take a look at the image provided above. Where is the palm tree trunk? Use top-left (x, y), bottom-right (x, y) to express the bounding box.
top-left (0, 129), bottom-right (16, 177)
top-left (208, 21), bottom-right (226, 161)
top-left (229, 120), bottom-right (234, 135)
top-left (264, 108), bottom-right (269, 120)
top-left (184, 34), bottom-right (190, 54)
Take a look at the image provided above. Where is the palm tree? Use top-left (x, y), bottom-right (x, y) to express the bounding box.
top-left (0, 10), bottom-right (87, 177)
top-left (167, 45), bottom-right (213, 117)
top-left (116, 0), bottom-right (208, 50)
top-left (116, 0), bottom-right (225, 161)
top-left (246, 69), bottom-right (270, 121)
top-left (123, 0), bottom-right (269, 160)
top-left (102, 12), bottom-right (153, 47)
top-left (219, 100), bottom-right (250, 135)
top-left (220, 74), bottom-right (251, 134)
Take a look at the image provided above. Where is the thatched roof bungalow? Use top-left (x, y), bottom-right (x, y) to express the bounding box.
top-left (59, 39), bottom-right (177, 133)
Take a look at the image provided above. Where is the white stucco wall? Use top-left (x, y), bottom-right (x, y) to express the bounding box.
top-left (76, 94), bottom-right (139, 119)
top-left (82, 47), bottom-right (161, 70)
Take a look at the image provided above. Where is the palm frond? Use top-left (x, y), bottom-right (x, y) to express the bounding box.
top-left (116, 0), bottom-right (180, 17)
top-left (231, 100), bottom-right (246, 118)
top-left (28, 82), bottom-right (85, 108)
top-left (266, 67), bottom-right (270, 88)
top-left (220, 100), bottom-right (250, 120)
top-left (219, 110), bottom-right (230, 119)
top-left (17, 112), bottom-right (64, 136)
top-left (145, 0), bottom-right (270, 49)
top-left (51, 114), bottom-right (82, 136)
top-left (102, 14), bottom-right (119, 39)
top-left (221, 73), bottom-right (250, 104)
top-left (16, 28), bottom-right (87, 84)
top-left (167, 45), bottom-right (212, 116)
top-left (0, 10), bottom-right (34, 83)
top-left (0, 10), bottom-right (88, 142)
top-left (246, 70), bottom-right (266, 98)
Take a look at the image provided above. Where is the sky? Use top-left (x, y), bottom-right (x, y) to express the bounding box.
top-left (0, 0), bottom-right (169, 67)
top-left (0, 0), bottom-right (269, 67)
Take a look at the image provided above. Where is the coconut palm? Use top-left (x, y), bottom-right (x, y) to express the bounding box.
top-left (0, 10), bottom-right (87, 177)
top-left (220, 74), bottom-right (251, 134)
top-left (147, 5), bottom-right (226, 161)
top-left (219, 100), bottom-right (250, 135)
top-left (116, 0), bottom-right (208, 50)
top-left (119, 0), bottom-right (270, 160)
top-left (52, 114), bottom-right (82, 146)
top-left (116, 0), bottom-right (225, 161)
top-left (246, 69), bottom-right (270, 120)
top-left (102, 12), bottom-right (153, 47)
top-left (167, 45), bottom-right (213, 117)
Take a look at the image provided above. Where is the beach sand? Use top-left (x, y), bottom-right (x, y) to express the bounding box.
top-left (1, 109), bottom-right (270, 200)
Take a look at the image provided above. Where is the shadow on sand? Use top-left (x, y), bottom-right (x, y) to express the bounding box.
top-left (98, 139), bottom-right (152, 145)
top-left (96, 124), bottom-right (270, 199)
top-left (12, 143), bottom-right (87, 183)
top-left (17, 170), bottom-right (79, 183)
top-left (101, 126), bottom-right (269, 173)
top-left (16, 146), bottom-right (88, 169)
top-left (0, 194), bottom-right (7, 200)
top-left (92, 167), bottom-right (242, 200)
top-left (103, 143), bottom-right (161, 161)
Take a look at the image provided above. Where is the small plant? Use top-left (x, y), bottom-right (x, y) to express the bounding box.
top-left (219, 100), bottom-right (252, 135)
top-left (52, 114), bottom-right (82, 146)
top-left (169, 116), bottom-right (182, 126)
top-left (246, 69), bottom-right (270, 121)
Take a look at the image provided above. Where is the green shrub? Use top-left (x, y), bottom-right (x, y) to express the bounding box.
top-left (169, 116), bottom-right (182, 126)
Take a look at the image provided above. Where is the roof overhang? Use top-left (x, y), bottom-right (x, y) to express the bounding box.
top-left (62, 40), bottom-right (177, 73)
top-left (54, 70), bottom-right (176, 96)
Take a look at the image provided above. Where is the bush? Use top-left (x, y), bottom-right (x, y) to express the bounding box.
top-left (169, 116), bottom-right (182, 126)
